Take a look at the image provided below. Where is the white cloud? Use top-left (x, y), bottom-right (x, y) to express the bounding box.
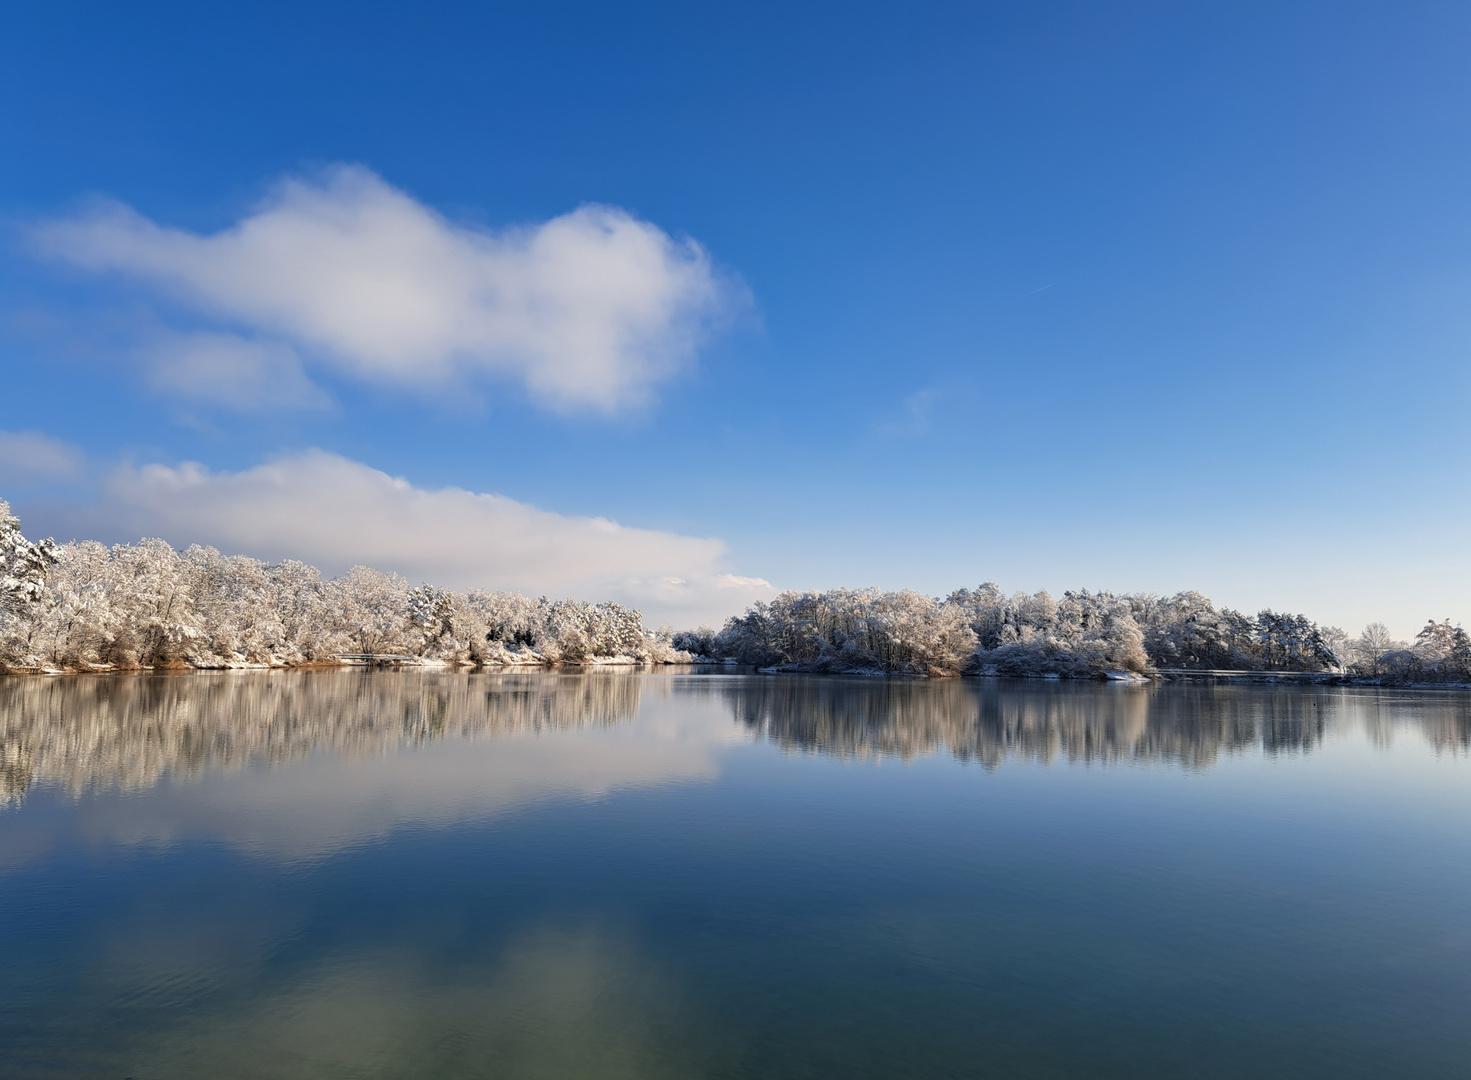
top-left (33, 166), bottom-right (739, 413)
top-left (0, 430), bottom-right (84, 486)
top-left (49, 449), bottom-right (771, 625)
top-left (141, 331), bottom-right (329, 411)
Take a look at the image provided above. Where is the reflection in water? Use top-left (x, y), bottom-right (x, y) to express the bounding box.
top-left (0, 670), bottom-right (643, 806)
top-left (4, 672), bottom-right (1470, 812)
top-left (116, 924), bottom-right (711, 1080)
top-left (4, 673), bottom-right (1471, 1079)
top-left (1412, 700), bottom-right (1471, 753)
top-left (723, 676), bottom-right (1471, 768)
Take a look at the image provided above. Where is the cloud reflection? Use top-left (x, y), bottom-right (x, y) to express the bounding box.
top-left (3, 672), bottom-right (1468, 867)
top-left (0, 670), bottom-right (739, 863)
top-left (0, 670), bottom-right (649, 804)
top-left (116, 924), bottom-right (711, 1080)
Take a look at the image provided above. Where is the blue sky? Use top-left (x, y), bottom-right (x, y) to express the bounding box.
top-left (2, 0), bottom-right (1469, 632)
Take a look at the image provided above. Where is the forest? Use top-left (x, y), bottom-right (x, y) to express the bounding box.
top-left (3, 499), bottom-right (1467, 683)
top-left (676, 585), bottom-right (1470, 684)
top-left (0, 499), bottom-right (681, 672)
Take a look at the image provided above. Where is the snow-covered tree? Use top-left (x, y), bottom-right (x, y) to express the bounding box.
top-left (1414, 619), bottom-right (1470, 663)
top-left (1254, 610), bottom-right (1339, 672)
top-left (0, 504), bottom-right (1460, 684)
top-left (408, 584), bottom-right (456, 652)
top-left (716, 588), bottom-right (976, 674)
top-left (671, 624), bottom-right (720, 657)
top-left (1138, 592), bottom-right (1259, 670)
top-left (0, 500), bottom-right (61, 669)
top-left (326, 566), bottom-right (410, 656)
top-left (1346, 622), bottom-right (1397, 676)
top-left (1346, 619), bottom-right (1471, 684)
top-left (0, 499), bottom-right (59, 613)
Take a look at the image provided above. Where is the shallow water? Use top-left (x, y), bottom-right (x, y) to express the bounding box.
top-left (1, 670), bottom-right (1469, 1079)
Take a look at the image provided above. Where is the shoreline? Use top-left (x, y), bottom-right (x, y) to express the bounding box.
top-left (4, 660), bottom-right (1469, 692)
top-left (0, 659), bottom-right (680, 676)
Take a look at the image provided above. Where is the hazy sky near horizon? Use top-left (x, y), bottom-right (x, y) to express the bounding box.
top-left (2, 1), bottom-right (1469, 633)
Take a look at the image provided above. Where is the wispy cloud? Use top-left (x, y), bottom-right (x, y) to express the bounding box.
top-left (0, 430), bottom-right (84, 486)
top-left (140, 331), bottom-right (330, 411)
top-left (32, 166), bottom-right (744, 414)
top-left (43, 449), bottom-right (772, 625)
top-left (876, 388), bottom-right (940, 437)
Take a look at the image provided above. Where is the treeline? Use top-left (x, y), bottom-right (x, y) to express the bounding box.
top-left (6, 499), bottom-right (1469, 682)
top-left (674, 585), bottom-right (1471, 684)
top-left (0, 500), bottom-right (686, 672)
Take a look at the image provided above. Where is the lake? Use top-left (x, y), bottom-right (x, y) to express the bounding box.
top-left (1, 669), bottom-right (1469, 1079)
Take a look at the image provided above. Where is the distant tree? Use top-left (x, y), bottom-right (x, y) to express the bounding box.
top-left (1256, 610), bottom-right (1338, 672)
top-left (1137, 592), bottom-right (1261, 670)
top-left (1351, 622), bottom-right (1395, 677)
top-left (328, 565), bottom-right (410, 655)
top-left (1415, 619), bottom-right (1470, 661)
top-left (672, 625), bottom-right (720, 657)
top-left (1408, 619), bottom-right (1471, 683)
top-left (717, 588), bottom-right (976, 674)
top-left (1320, 625), bottom-right (1350, 669)
top-left (2, 505), bottom-right (1463, 684)
top-left (408, 584), bottom-right (456, 651)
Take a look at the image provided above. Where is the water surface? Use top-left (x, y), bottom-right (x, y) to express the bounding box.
top-left (2, 670), bottom-right (1469, 1078)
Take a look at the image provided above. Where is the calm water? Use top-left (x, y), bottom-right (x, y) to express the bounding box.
top-left (2, 671), bottom-right (1469, 1079)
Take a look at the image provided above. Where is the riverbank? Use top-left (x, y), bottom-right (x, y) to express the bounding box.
top-left (730, 660), bottom-right (1471, 691)
top-left (5, 659), bottom-right (1470, 692)
top-left (0, 653), bottom-right (696, 676)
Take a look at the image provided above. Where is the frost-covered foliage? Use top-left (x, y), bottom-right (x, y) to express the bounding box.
top-left (453, 592), bottom-right (686, 665)
top-left (0, 504), bottom-right (684, 673)
top-left (950, 586), bottom-right (1341, 676)
top-left (0, 499), bottom-right (62, 667)
top-left (671, 625), bottom-right (720, 658)
top-left (1339, 618), bottom-right (1471, 685)
top-left (705, 585), bottom-right (1146, 677)
top-left (3, 497), bottom-right (1461, 684)
top-left (1, 499), bottom-right (60, 613)
top-left (714, 588), bottom-right (977, 674)
top-left (1253, 610), bottom-right (1341, 672)
top-left (948, 585), bottom-right (1150, 677)
top-left (695, 582), bottom-right (1365, 679)
top-left (1132, 591), bottom-right (1262, 670)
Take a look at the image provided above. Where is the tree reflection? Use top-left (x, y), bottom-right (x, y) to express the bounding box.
top-left (724, 677), bottom-right (1471, 768)
top-left (4, 672), bottom-right (1468, 810)
top-left (0, 670), bottom-right (644, 806)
